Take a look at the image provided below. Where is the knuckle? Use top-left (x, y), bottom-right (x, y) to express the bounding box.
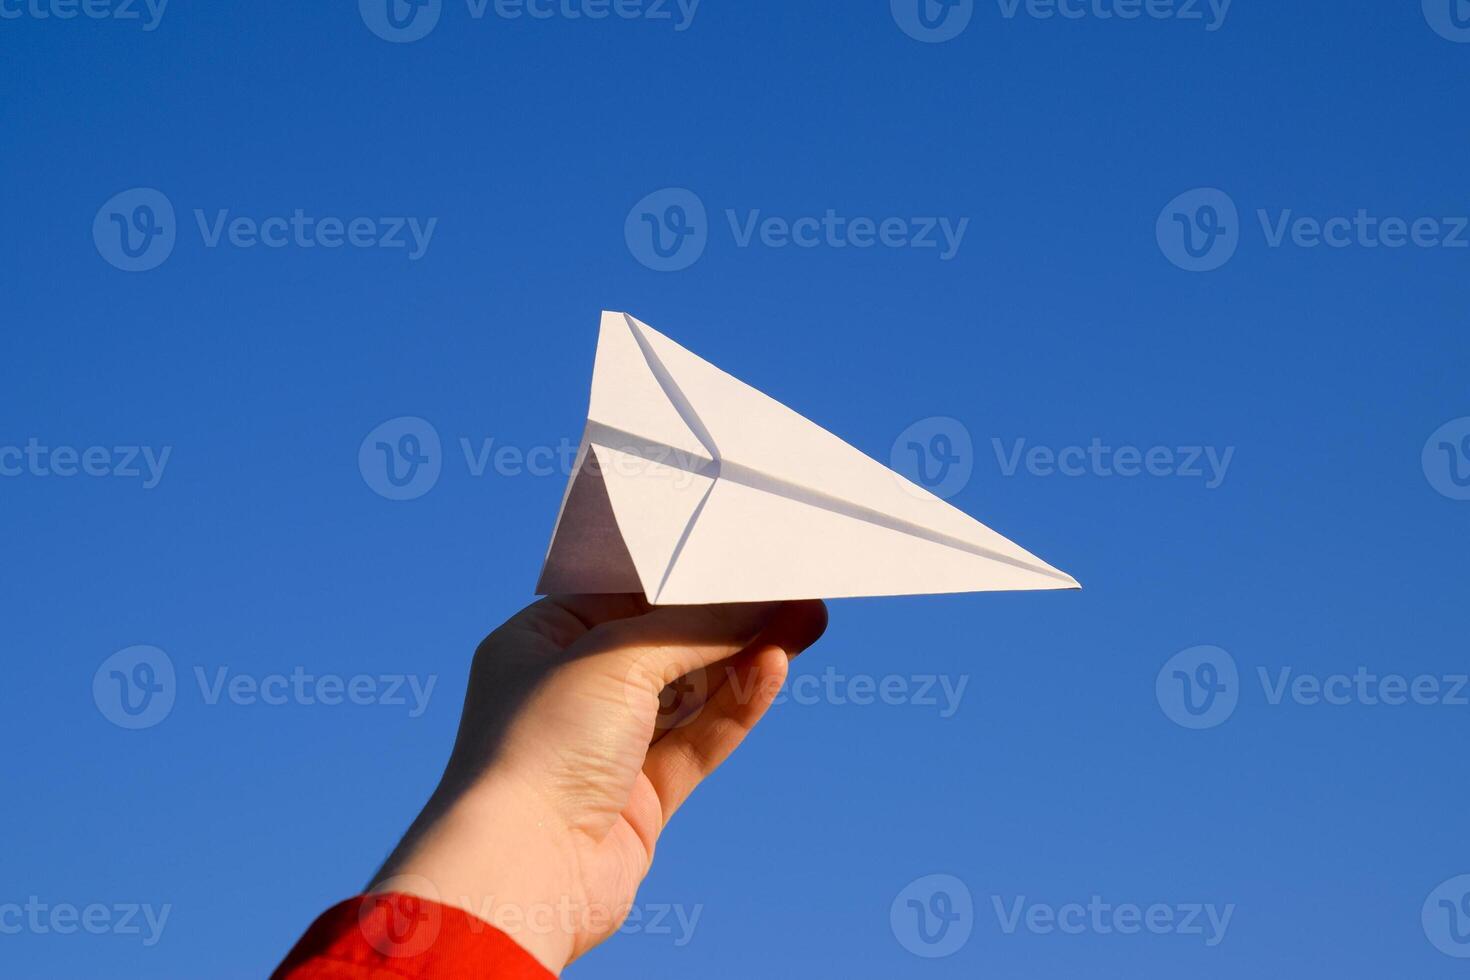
top-left (581, 617), bottom-right (634, 653)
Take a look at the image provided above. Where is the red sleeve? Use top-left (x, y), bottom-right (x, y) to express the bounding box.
top-left (272, 893), bottom-right (555, 980)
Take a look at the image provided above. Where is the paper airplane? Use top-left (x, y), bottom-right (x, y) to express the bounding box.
top-left (536, 312), bottom-right (1079, 604)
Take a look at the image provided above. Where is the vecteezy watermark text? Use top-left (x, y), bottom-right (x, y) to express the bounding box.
top-left (458, 895), bottom-right (701, 947)
top-left (991, 895), bottom-right (1234, 946)
top-left (0, 898), bottom-right (170, 947)
top-left (361, 878), bottom-right (701, 960)
top-left (93, 645), bottom-right (437, 729)
top-left (0, 0), bottom-right (167, 30)
top-left (359, 0), bottom-right (700, 43)
top-left (365, 419), bottom-right (1235, 504)
top-left (358, 416), bottom-right (715, 501)
top-left (624, 188), bottom-right (969, 272)
top-left (891, 0), bottom-right (1230, 44)
top-left (890, 419), bottom-right (1236, 499)
top-left (194, 210), bottom-right (436, 259)
top-left (646, 664), bottom-right (970, 735)
top-left (194, 666), bottom-right (437, 716)
top-left (889, 874), bottom-right (1234, 958)
top-left (94, 188), bottom-right (437, 272)
top-left (1258, 667), bottom-right (1469, 708)
top-left (993, 437), bottom-right (1234, 488)
top-left (0, 439), bottom-right (171, 489)
top-left (995, 0), bottom-right (1230, 29)
top-left (1158, 645), bottom-right (1470, 730)
top-left (734, 666), bottom-right (970, 718)
top-left (1158, 187), bottom-right (1470, 272)
top-left (726, 210), bottom-right (968, 260)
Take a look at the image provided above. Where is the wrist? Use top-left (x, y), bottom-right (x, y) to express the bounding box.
top-left (371, 774), bottom-right (582, 975)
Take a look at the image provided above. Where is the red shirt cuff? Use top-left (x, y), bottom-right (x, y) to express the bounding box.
top-left (272, 893), bottom-right (555, 980)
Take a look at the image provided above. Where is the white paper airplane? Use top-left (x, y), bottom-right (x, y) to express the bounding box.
top-left (536, 312), bottom-right (1079, 604)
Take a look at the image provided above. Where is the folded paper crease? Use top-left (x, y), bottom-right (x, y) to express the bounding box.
top-left (537, 312), bottom-right (1079, 604)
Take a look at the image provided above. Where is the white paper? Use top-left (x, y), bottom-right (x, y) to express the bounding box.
top-left (536, 311), bottom-right (1079, 604)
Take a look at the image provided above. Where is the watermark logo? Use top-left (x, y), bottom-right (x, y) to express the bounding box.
top-left (1156, 645), bottom-right (1238, 729)
top-left (94, 188), bottom-right (176, 272)
top-left (1424, 0), bottom-right (1470, 42)
top-left (891, 417), bottom-right (974, 500)
top-left (649, 665), bottom-right (710, 733)
top-left (626, 187), bottom-right (708, 272)
top-left (1157, 188), bottom-right (1239, 272)
top-left (1424, 875), bottom-right (1470, 958)
top-left (1423, 417), bottom-right (1470, 500)
top-left (360, 417), bottom-right (443, 500)
top-left (891, 874), bottom-right (974, 958)
top-left (892, 0), bottom-right (974, 43)
top-left (360, 0), bottom-right (442, 42)
top-left (362, 878), bottom-right (443, 957)
top-left (93, 646), bottom-right (176, 730)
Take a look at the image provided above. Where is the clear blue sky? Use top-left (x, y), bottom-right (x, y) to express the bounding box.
top-left (4, 2), bottom-right (1469, 977)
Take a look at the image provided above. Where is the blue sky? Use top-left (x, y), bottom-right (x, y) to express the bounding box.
top-left (3, 1), bottom-right (1469, 976)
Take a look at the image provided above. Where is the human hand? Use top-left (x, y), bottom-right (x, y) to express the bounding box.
top-left (368, 595), bottom-right (828, 974)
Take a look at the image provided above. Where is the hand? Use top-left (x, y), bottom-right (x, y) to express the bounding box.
top-left (368, 595), bottom-right (828, 975)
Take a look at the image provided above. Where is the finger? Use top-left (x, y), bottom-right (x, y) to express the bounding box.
top-left (494, 594), bottom-right (652, 650)
top-left (570, 601), bottom-right (790, 692)
top-left (648, 600), bottom-right (829, 742)
top-left (749, 599), bottom-right (828, 662)
top-left (547, 593), bottom-right (653, 628)
top-left (641, 643), bottom-right (791, 826)
top-left (648, 658), bottom-right (727, 738)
